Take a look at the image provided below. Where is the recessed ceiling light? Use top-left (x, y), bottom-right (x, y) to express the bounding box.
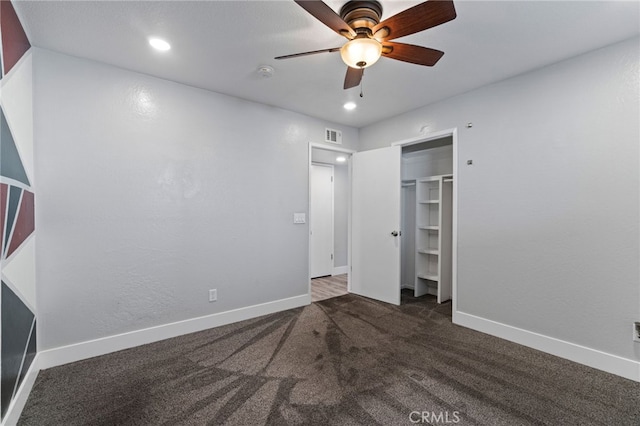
top-left (336, 156), bottom-right (347, 163)
top-left (343, 102), bottom-right (356, 110)
top-left (149, 38), bottom-right (171, 51)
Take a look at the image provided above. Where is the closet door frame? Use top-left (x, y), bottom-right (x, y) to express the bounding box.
top-left (392, 128), bottom-right (459, 318)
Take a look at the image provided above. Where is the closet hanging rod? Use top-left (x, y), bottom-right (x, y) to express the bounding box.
top-left (402, 182), bottom-right (416, 187)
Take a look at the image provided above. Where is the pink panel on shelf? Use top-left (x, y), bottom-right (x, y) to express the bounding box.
top-left (1, 0), bottom-right (31, 76)
top-left (6, 189), bottom-right (33, 257)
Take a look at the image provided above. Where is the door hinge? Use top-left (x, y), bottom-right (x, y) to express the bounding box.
top-left (331, 176), bottom-right (333, 182)
top-left (331, 254), bottom-right (333, 260)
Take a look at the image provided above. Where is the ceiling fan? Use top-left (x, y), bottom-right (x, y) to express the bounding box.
top-left (275, 0), bottom-right (457, 90)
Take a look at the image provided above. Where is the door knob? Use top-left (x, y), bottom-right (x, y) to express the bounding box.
top-left (391, 231), bottom-right (401, 237)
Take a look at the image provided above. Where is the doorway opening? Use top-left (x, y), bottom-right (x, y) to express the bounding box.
top-left (348, 128), bottom-right (458, 311)
top-left (309, 144), bottom-right (354, 302)
top-left (396, 131), bottom-right (456, 310)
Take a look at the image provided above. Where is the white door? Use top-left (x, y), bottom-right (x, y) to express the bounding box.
top-left (310, 164), bottom-right (334, 278)
top-left (351, 146), bottom-right (402, 305)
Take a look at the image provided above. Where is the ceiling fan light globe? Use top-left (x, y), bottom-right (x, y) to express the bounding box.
top-left (340, 38), bottom-right (382, 69)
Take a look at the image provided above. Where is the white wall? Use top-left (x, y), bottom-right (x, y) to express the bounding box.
top-left (33, 48), bottom-right (358, 350)
top-left (400, 184), bottom-right (416, 289)
top-left (402, 144), bottom-right (453, 181)
top-left (360, 37), bottom-right (640, 371)
top-left (333, 163), bottom-right (348, 268)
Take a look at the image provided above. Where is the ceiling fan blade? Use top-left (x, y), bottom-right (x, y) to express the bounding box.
top-left (275, 47), bottom-right (341, 60)
top-left (344, 67), bottom-right (363, 89)
top-left (382, 42), bottom-right (444, 66)
top-left (295, 0), bottom-right (356, 39)
top-left (373, 0), bottom-right (456, 41)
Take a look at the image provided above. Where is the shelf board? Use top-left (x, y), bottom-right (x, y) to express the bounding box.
top-left (418, 225), bottom-right (439, 231)
top-left (418, 248), bottom-right (439, 255)
top-left (418, 176), bottom-right (440, 183)
top-left (417, 273), bottom-right (439, 281)
top-left (418, 174), bottom-right (453, 183)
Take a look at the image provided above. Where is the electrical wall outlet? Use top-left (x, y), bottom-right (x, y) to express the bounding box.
top-left (209, 289), bottom-right (217, 302)
top-left (634, 322), bottom-right (640, 342)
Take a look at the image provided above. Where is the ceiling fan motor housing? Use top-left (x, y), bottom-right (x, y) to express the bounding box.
top-left (340, 1), bottom-right (383, 30)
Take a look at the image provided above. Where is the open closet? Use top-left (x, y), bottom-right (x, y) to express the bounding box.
top-left (400, 137), bottom-right (453, 303)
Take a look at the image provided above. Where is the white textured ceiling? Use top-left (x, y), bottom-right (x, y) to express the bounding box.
top-left (14, 0), bottom-right (640, 128)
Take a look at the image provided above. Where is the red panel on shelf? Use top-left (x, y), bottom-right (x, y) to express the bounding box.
top-left (6, 189), bottom-right (33, 257)
top-left (1, 0), bottom-right (31, 76)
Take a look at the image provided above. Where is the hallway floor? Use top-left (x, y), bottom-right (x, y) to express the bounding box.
top-left (311, 274), bottom-right (348, 302)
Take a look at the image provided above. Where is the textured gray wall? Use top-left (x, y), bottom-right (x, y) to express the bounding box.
top-left (34, 49), bottom-right (358, 350)
top-left (361, 37), bottom-right (640, 362)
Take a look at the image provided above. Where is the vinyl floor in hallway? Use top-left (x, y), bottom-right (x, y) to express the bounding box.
top-left (311, 274), bottom-right (348, 302)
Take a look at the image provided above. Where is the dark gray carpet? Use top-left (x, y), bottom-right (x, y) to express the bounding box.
top-left (19, 291), bottom-right (640, 425)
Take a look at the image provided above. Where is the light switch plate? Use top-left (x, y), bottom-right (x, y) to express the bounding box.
top-left (293, 213), bottom-right (306, 224)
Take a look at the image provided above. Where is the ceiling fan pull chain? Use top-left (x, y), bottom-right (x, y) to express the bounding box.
top-left (360, 69), bottom-right (365, 98)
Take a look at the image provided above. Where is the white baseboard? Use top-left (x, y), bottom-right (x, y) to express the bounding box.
top-left (39, 294), bottom-right (310, 370)
top-left (454, 311), bottom-right (640, 382)
top-left (332, 266), bottom-right (348, 275)
top-left (2, 354), bottom-right (40, 426)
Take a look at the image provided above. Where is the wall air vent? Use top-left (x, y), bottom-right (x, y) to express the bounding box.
top-left (325, 128), bottom-right (342, 144)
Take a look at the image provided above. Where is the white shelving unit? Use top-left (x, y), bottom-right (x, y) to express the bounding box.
top-left (414, 174), bottom-right (453, 303)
